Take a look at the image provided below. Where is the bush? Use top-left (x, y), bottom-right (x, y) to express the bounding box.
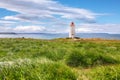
top-left (65, 50), bottom-right (119, 67)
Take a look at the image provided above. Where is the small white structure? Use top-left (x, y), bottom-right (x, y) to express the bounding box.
top-left (69, 22), bottom-right (75, 38)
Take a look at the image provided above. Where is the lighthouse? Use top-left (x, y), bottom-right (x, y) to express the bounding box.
top-left (69, 22), bottom-right (75, 39)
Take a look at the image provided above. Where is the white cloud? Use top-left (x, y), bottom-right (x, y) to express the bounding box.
top-left (76, 23), bottom-right (120, 34)
top-left (0, 25), bottom-right (48, 33)
top-left (13, 26), bottom-right (46, 33)
top-left (0, 0), bottom-right (101, 22)
top-left (76, 28), bottom-right (92, 33)
top-left (0, 26), bottom-right (12, 32)
top-left (0, 0), bottom-right (119, 34)
top-left (0, 20), bottom-right (16, 24)
top-left (3, 14), bottom-right (55, 23)
top-left (64, 23), bottom-right (120, 34)
top-left (0, 23), bottom-right (120, 34)
top-left (0, 20), bottom-right (17, 27)
top-left (3, 16), bottom-right (22, 21)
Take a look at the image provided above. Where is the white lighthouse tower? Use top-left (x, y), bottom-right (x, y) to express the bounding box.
top-left (69, 22), bottom-right (75, 39)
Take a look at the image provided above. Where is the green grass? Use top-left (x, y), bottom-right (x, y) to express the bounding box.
top-left (0, 38), bottom-right (120, 80)
top-left (0, 59), bottom-right (76, 80)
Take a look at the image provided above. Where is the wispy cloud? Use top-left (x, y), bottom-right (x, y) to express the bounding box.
top-left (76, 23), bottom-right (120, 34)
top-left (0, 25), bottom-right (47, 33)
top-left (0, 0), bottom-right (101, 23)
top-left (3, 14), bottom-right (55, 23)
top-left (13, 26), bottom-right (46, 33)
top-left (0, 20), bottom-right (16, 24)
top-left (0, 0), bottom-right (119, 34)
top-left (0, 23), bottom-right (120, 34)
top-left (0, 20), bottom-right (17, 27)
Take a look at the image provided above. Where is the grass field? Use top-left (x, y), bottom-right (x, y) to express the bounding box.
top-left (0, 38), bottom-right (120, 80)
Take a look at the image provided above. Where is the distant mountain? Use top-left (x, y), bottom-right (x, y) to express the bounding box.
top-left (0, 32), bottom-right (16, 34)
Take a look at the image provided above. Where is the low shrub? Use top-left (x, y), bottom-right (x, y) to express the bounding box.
top-left (65, 50), bottom-right (119, 67)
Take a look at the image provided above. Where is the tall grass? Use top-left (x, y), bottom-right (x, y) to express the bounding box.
top-left (90, 65), bottom-right (120, 80)
top-left (0, 58), bottom-right (76, 80)
top-left (0, 38), bottom-right (120, 80)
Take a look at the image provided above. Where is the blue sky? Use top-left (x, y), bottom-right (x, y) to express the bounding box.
top-left (0, 0), bottom-right (120, 33)
top-left (59, 0), bottom-right (120, 23)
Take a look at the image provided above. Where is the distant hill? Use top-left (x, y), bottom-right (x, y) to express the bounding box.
top-left (0, 32), bottom-right (16, 34)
